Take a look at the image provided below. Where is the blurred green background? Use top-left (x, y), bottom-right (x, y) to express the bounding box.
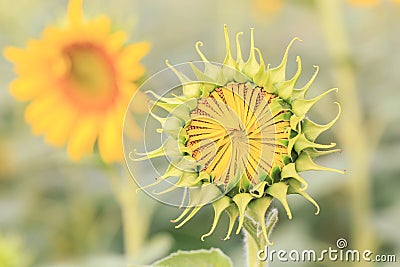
top-left (0, 0), bottom-right (399, 266)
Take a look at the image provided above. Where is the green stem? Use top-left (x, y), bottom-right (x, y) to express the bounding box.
top-left (244, 229), bottom-right (267, 267)
top-left (105, 165), bottom-right (152, 260)
top-left (242, 208), bottom-right (278, 267)
top-left (316, 0), bottom-right (375, 262)
top-left (119, 179), bottom-right (145, 259)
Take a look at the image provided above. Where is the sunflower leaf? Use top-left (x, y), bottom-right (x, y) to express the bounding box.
top-left (137, 248), bottom-right (233, 267)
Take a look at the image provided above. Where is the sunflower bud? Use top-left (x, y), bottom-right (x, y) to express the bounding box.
top-left (132, 26), bottom-right (343, 243)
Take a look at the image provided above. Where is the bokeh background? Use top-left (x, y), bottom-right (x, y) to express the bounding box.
top-left (0, 0), bottom-right (399, 266)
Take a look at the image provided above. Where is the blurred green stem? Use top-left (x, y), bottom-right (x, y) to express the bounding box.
top-left (316, 0), bottom-right (375, 261)
top-left (106, 166), bottom-right (151, 260)
top-left (120, 179), bottom-right (145, 259)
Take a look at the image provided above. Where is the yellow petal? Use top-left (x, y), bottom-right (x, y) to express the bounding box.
top-left (66, 116), bottom-right (98, 161)
top-left (68, 0), bottom-right (83, 27)
top-left (106, 31), bottom-right (127, 53)
top-left (118, 42), bottom-right (150, 80)
top-left (3, 47), bottom-right (25, 63)
top-left (24, 94), bottom-right (58, 125)
top-left (9, 78), bottom-right (44, 101)
top-left (42, 26), bottom-right (63, 43)
top-left (98, 112), bottom-right (123, 163)
top-left (86, 15), bottom-right (111, 40)
top-left (118, 82), bottom-right (137, 102)
top-left (30, 111), bottom-right (58, 136)
top-left (27, 96), bottom-right (66, 136)
top-left (125, 64), bottom-right (146, 81)
top-left (44, 106), bottom-right (77, 147)
top-left (121, 42), bottom-right (150, 62)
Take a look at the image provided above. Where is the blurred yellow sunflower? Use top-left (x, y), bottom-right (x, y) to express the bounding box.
top-left (4, 0), bottom-right (149, 163)
top-left (252, 0), bottom-right (283, 14)
top-left (347, 0), bottom-right (380, 6)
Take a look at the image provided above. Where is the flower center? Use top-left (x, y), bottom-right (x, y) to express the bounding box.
top-left (186, 82), bottom-right (289, 190)
top-left (229, 128), bottom-right (247, 143)
top-left (59, 42), bottom-right (118, 111)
